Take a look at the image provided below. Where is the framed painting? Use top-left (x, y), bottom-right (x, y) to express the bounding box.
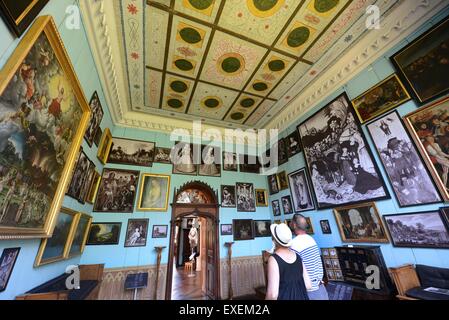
top-left (333, 202), bottom-right (389, 243)
top-left (297, 93), bottom-right (390, 209)
top-left (0, 16), bottom-right (90, 239)
top-left (0, 247), bottom-right (20, 292)
top-left (220, 224), bottom-right (233, 236)
top-left (198, 145), bottom-right (221, 177)
top-left (86, 222), bottom-right (122, 246)
top-left (277, 138), bottom-right (289, 165)
top-left (254, 220), bottom-right (271, 238)
top-left (137, 174), bottom-right (170, 211)
top-left (79, 159), bottom-right (96, 204)
top-left (239, 154), bottom-right (261, 174)
top-left (84, 91), bottom-right (104, 147)
top-left (67, 149), bottom-right (95, 204)
top-left (320, 220), bottom-right (332, 234)
top-left (404, 96), bottom-right (449, 201)
top-left (97, 127), bottom-right (112, 165)
top-left (221, 185), bottom-right (236, 208)
top-left (440, 207), bottom-right (449, 228)
top-left (68, 213), bottom-right (92, 258)
top-left (93, 168), bottom-right (140, 213)
top-left (154, 147), bottom-right (172, 164)
top-left (223, 152), bottom-right (238, 172)
top-left (267, 174), bottom-right (279, 195)
top-left (34, 207), bottom-right (78, 267)
top-left (351, 74), bottom-right (411, 123)
top-left (152, 225), bottom-right (168, 238)
top-left (85, 170), bottom-right (101, 205)
top-left (281, 195), bottom-right (293, 215)
top-left (286, 131), bottom-right (301, 157)
top-left (255, 189), bottom-right (268, 207)
top-left (305, 217), bottom-right (314, 235)
top-left (272, 200), bottom-right (281, 217)
top-left (172, 142), bottom-right (197, 176)
top-left (94, 127), bottom-right (102, 147)
top-left (384, 211), bottom-right (449, 249)
top-left (367, 110), bottom-right (442, 207)
top-left (277, 171), bottom-right (289, 190)
top-left (236, 182), bottom-right (256, 212)
top-left (124, 219), bottom-right (149, 247)
top-left (288, 169), bottom-right (315, 212)
top-left (233, 219), bottom-right (254, 241)
top-left (391, 16), bottom-right (449, 104)
top-left (0, 0), bottom-right (49, 36)
top-left (107, 137), bottom-right (155, 167)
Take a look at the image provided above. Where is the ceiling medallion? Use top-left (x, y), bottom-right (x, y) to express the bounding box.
top-left (217, 52), bottom-right (246, 76)
top-left (246, 0), bottom-right (285, 18)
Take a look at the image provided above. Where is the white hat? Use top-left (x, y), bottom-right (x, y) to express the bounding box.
top-left (270, 223), bottom-right (292, 248)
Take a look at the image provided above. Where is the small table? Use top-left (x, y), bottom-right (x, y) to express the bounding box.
top-left (124, 273), bottom-right (149, 300)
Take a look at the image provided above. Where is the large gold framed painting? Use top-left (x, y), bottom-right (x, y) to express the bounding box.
top-left (0, 16), bottom-right (90, 239)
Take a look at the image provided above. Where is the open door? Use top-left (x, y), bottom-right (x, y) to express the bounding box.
top-left (206, 216), bottom-right (218, 299)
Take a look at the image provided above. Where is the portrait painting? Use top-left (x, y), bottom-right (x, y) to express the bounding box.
top-left (35, 208), bottom-right (78, 267)
top-left (79, 159), bottom-right (96, 204)
top-left (0, 17), bottom-right (90, 239)
top-left (277, 171), bottom-right (289, 190)
top-left (152, 225), bottom-right (168, 238)
top-left (320, 220), bottom-right (332, 234)
top-left (154, 147), bottom-right (172, 164)
top-left (267, 174), bottom-right (279, 195)
top-left (0, 0), bottom-right (49, 36)
top-left (221, 224), bottom-right (233, 236)
top-left (391, 16), bottom-right (449, 104)
top-left (239, 154), bottom-right (261, 174)
top-left (85, 170), bottom-right (101, 205)
top-left (66, 148), bottom-right (91, 203)
top-left (68, 213), bottom-right (92, 257)
top-left (333, 202), bottom-right (389, 243)
top-left (254, 220), bottom-right (271, 238)
top-left (367, 111), bottom-right (441, 207)
top-left (0, 247), bottom-right (20, 292)
top-left (288, 169), bottom-right (315, 212)
top-left (137, 174), bottom-right (170, 211)
top-left (198, 145), bottom-right (221, 177)
top-left (97, 127), bottom-right (112, 165)
top-left (297, 93), bottom-right (389, 209)
top-left (384, 211), bottom-right (449, 249)
top-left (272, 200), bottom-right (281, 217)
top-left (351, 74), bottom-right (411, 124)
top-left (172, 142), bottom-right (197, 175)
top-left (93, 168), bottom-right (140, 213)
top-left (404, 97), bottom-right (449, 201)
top-left (277, 138), bottom-right (289, 165)
top-left (281, 195), bottom-right (293, 215)
top-left (176, 188), bottom-right (210, 204)
top-left (287, 131), bottom-right (301, 157)
top-left (223, 152), bottom-right (238, 172)
top-left (233, 219), bottom-right (254, 241)
top-left (236, 182), bottom-right (256, 212)
top-left (84, 91), bottom-right (104, 147)
top-left (94, 127), bottom-right (102, 147)
top-left (124, 219), bottom-right (149, 247)
top-left (87, 222), bottom-right (121, 246)
top-left (107, 137), bottom-right (155, 167)
top-left (255, 189), bottom-right (268, 207)
top-left (221, 185), bottom-right (236, 208)
top-left (305, 217), bottom-right (314, 235)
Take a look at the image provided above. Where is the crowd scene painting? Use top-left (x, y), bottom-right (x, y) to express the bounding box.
top-left (236, 182), bottom-right (256, 212)
top-left (107, 137), bottom-right (155, 167)
top-left (93, 169), bottom-right (139, 213)
top-left (298, 94), bottom-right (389, 209)
top-left (368, 111), bottom-right (441, 207)
top-left (84, 91), bottom-right (103, 147)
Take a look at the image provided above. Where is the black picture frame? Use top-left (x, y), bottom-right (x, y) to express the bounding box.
top-left (221, 185), bottom-right (236, 208)
top-left (281, 195), bottom-right (293, 215)
top-left (238, 154), bottom-right (261, 174)
top-left (220, 224), bottom-right (233, 236)
top-left (267, 174), bottom-right (279, 195)
top-left (152, 225), bottom-right (168, 238)
top-left (0, 247), bottom-right (20, 292)
top-left (272, 200), bottom-right (281, 217)
top-left (287, 168), bottom-right (316, 213)
top-left (236, 182), bottom-right (256, 212)
top-left (286, 131), bottom-right (301, 158)
top-left (233, 219), bottom-right (254, 241)
top-left (86, 223), bottom-right (122, 246)
top-left (154, 147), bottom-right (172, 164)
top-left (0, 0), bottom-right (49, 37)
top-left (320, 220), bottom-right (332, 234)
top-left (198, 145), bottom-right (221, 177)
top-left (222, 151), bottom-right (238, 172)
top-left (107, 137), bottom-right (155, 167)
top-left (84, 91), bottom-right (104, 147)
top-left (254, 220), bottom-right (271, 238)
top-left (441, 207), bottom-right (449, 229)
top-left (172, 142), bottom-right (198, 176)
top-left (383, 211), bottom-right (449, 249)
top-left (124, 219), bottom-right (149, 248)
top-left (297, 92), bottom-right (390, 209)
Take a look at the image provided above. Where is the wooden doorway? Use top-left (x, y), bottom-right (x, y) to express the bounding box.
top-left (166, 181), bottom-right (220, 300)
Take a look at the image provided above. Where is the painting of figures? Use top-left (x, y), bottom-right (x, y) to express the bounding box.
top-left (66, 149), bottom-right (94, 203)
top-left (288, 169), bottom-right (315, 212)
top-left (297, 93), bottom-right (389, 209)
top-left (367, 111), bottom-right (441, 207)
top-left (286, 131), bottom-right (301, 157)
top-left (0, 17), bottom-right (90, 239)
top-left (84, 91), bottom-right (104, 147)
top-left (87, 222), bottom-right (121, 245)
top-left (124, 219), bottom-right (148, 247)
top-left (233, 219), bottom-right (254, 241)
top-left (68, 213), bottom-right (92, 257)
top-left (236, 182), bottom-right (256, 212)
top-left (93, 169), bottom-right (140, 213)
top-left (198, 145), bottom-right (221, 177)
top-left (0, 247), bottom-right (20, 292)
top-left (404, 97), bottom-right (449, 201)
top-left (154, 147), bottom-right (171, 164)
top-left (172, 142), bottom-right (197, 175)
top-left (223, 152), bottom-right (238, 171)
top-left (137, 174), bottom-right (170, 211)
top-left (221, 185), bottom-right (236, 208)
top-left (107, 137), bottom-right (155, 167)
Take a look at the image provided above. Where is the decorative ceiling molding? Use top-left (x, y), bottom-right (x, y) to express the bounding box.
top-left (266, 0), bottom-right (448, 131)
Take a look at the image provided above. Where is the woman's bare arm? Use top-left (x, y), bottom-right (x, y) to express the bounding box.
top-left (265, 256), bottom-right (280, 300)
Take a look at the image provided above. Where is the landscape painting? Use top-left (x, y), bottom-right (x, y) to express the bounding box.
top-left (107, 137), bottom-right (155, 167)
top-left (87, 222), bottom-right (122, 245)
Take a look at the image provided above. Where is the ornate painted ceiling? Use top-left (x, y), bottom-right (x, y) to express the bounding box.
top-left (112, 0), bottom-right (402, 129)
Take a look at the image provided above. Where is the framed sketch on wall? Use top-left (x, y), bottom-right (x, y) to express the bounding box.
top-left (320, 220), bottom-right (332, 234)
top-left (286, 131), bottom-right (301, 157)
top-left (107, 137), bottom-right (155, 167)
top-left (391, 16), bottom-right (449, 104)
top-left (272, 200), bottom-right (281, 217)
top-left (233, 219), bottom-right (254, 241)
top-left (254, 220), bottom-right (271, 238)
top-left (137, 174), bottom-right (170, 211)
top-left (221, 224), bottom-right (233, 236)
top-left (84, 91), bottom-right (104, 147)
top-left (255, 189), bottom-right (268, 207)
top-left (198, 145), bottom-right (221, 177)
top-left (97, 128), bottom-right (113, 165)
top-left (172, 142), bottom-right (197, 176)
top-left (267, 174), bottom-right (279, 195)
top-left (288, 169), bottom-right (315, 212)
top-left (124, 219), bottom-right (149, 247)
top-left (404, 97), bottom-right (449, 201)
top-left (351, 74), bottom-right (411, 124)
top-left (297, 93), bottom-right (390, 209)
top-left (367, 111), bottom-right (442, 207)
top-left (66, 148), bottom-right (91, 203)
top-left (0, 0), bottom-right (49, 36)
top-left (152, 225), bottom-right (168, 238)
top-left (223, 152), bottom-right (238, 172)
top-left (221, 185), bottom-right (236, 208)
top-left (154, 147), bottom-right (172, 164)
top-left (384, 211), bottom-right (449, 249)
top-left (236, 182), bottom-right (256, 212)
top-left (0, 16), bottom-right (91, 239)
top-left (0, 247), bottom-right (20, 292)
top-left (281, 196), bottom-right (293, 215)
top-left (87, 222), bottom-right (122, 246)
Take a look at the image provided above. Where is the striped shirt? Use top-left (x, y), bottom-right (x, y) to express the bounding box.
top-left (290, 234), bottom-right (324, 292)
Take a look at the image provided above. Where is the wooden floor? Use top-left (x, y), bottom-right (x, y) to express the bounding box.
top-left (171, 266), bottom-right (207, 300)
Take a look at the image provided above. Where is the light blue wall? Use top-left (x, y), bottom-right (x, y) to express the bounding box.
top-left (269, 8), bottom-right (449, 270)
top-left (0, 0), bottom-right (115, 300)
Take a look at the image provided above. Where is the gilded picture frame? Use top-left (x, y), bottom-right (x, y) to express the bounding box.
top-left (0, 16), bottom-right (90, 239)
top-left (85, 170), bottom-right (101, 204)
top-left (137, 173), bottom-right (171, 212)
top-left (97, 127), bottom-right (112, 165)
top-left (255, 189), bottom-right (268, 207)
top-left (68, 213), bottom-right (92, 258)
top-left (34, 207), bottom-right (79, 267)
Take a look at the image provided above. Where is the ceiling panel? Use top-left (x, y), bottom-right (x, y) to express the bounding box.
top-left (174, 0), bottom-right (223, 23)
top-left (144, 69), bottom-right (163, 108)
top-left (161, 74), bottom-right (196, 113)
top-left (146, 6), bottom-right (169, 69)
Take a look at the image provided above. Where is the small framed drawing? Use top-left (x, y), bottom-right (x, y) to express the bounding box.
top-left (272, 200), bottom-right (281, 217)
top-left (233, 219), bottom-right (254, 241)
top-left (221, 224), bottom-right (233, 236)
top-left (255, 189), bottom-right (268, 207)
top-left (87, 222), bottom-right (122, 246)
top-left (137, 174), bottom-right (170, 212)
top-left (0, 247), bottom-right (20, 292)
top-left (152, 225), bottom-right (168, 238)
top-left (254, 220), bottom-right (271, 238)
top-left (124, 219), bottom-right (149, 247)
top-left (221, 185), bottom-right (236, 208)
top-left (320, 220), bottom-right (332, 234)
top-left (281, 196), bottom-right (293, 215)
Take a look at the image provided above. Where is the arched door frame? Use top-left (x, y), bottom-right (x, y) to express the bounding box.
top-left (165, 181), bottom-right (220, 300)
